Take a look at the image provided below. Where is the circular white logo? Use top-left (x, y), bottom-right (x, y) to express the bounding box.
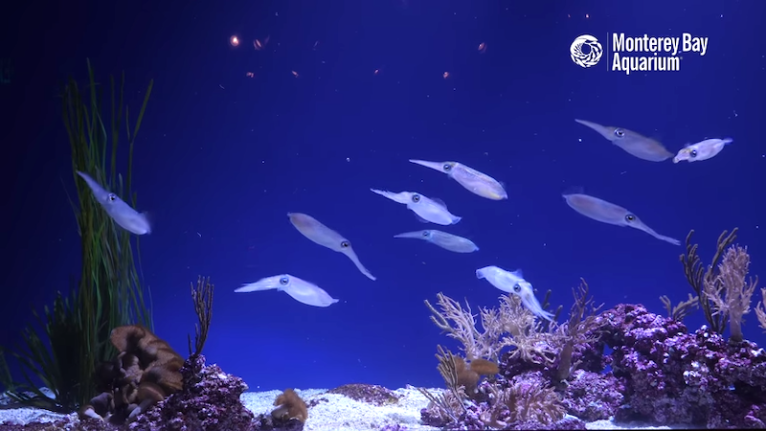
top-left (570, 35), bottom-right (603, 68)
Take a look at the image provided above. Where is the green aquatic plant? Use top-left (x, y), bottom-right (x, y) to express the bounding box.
top-left (0, 60), bottom-right (154, 412)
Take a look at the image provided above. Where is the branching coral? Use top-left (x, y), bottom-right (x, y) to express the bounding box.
top-left (756, 288), bottom-right (766, 332)
top-left (425, 292), bottom-right (558, 365)
top-left (539, 289), bottom-right (563, 333)
top-left (659, 293), bottom-right (699, 322)
top-left (679, 228), bottom-right (738, 333)
top-left (424, 293), bottom-right (503, 361)
top-left (416, 346), bottom-right (468, 425)
top-left (187, 275), bottom-right (214, 358)
top-left (704, 244), bottom-right (759, 342)
top-left (494, 295), bottom-right (558, 364)
top-left (554, 279), bottom-right (602, 382)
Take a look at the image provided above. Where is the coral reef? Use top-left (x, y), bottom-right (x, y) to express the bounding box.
top-left (604, 303), bottom-right (766, 428)
top-left (417, 230), bottom-right (766, 430)
top-left (6, 231), bottom-right (766, 431)
top-left (420, 299), bottom-right (766, 429)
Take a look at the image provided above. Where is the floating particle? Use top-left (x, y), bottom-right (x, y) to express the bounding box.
top-left (443, 71), bottom-right (450, 79)
top-left (586, 13), bottom-right (590, 18)
top-left (478, 42), bottom-right (487, 53)
top-left (291, 70), bottom-right (299, 78)
top-left (313, 40), bottom-right (320, 50)
top-left (246, 72), bottom-right (254, 78)
top-left (253, 36), bottom-right (270, 51)
top-left (373, 69), bottom-right (381, 75)
top-left (230, 36), bottom-right (240, 47)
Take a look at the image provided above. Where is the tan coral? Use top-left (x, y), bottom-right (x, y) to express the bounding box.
top-left (79, 325), bottom-right (184, 424)
top-left (483, 382), bottom-right (565, 428)
top-left (272, 388), bottom-right (308, 423)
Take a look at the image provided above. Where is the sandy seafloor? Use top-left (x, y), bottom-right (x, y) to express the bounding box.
top-left (0, 387), bottom-right (698, 430)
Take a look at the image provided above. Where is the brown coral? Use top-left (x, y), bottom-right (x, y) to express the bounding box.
top-left (78, 325), bottom-right (184, 424)
top-left (484, 382), bottom-right (566, 428)
top-left (272, 388), bottom-right (308, 424)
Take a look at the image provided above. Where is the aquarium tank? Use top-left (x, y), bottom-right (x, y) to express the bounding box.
top-left (1, 1), bottom-right (765, 430)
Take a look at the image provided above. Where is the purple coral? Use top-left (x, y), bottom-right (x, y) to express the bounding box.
top-left (602, 303), bottom-right (766, 428)
top-left (129, 354), bottom-right (255, 431)
top-left (561, 370), bottom-right (624, 421)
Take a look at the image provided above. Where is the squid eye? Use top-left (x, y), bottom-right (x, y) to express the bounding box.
top-left (614, 129), bottom-right (625, 138)
top-left (422, 231), bottom-right (430, 237)
top-left (412, 194), bottom-right (421, 203)
top-left (690, 150), bottom-right (698, 158)
top-left (513, 284), bottom-right (521, 293)
top-left (340, 241), bottom-right (350, 248)
top-left (625, 214), bottom-right (636, 222)
top-left (279, 277), bottom-right (289, 285)
top-left (107, 193), bottom-right (117, 201)
top-left (442, 164), bottom-right (452, 171)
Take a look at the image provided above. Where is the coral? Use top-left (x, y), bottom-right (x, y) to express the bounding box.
top-left (424, 293), bottom-right (503, 361)
top-left (79, 325), bottom-right (184, 424)
top-left (757, 288), bottom-right (766, 331)
top-left (601, 303), bottom-right (766, 428)
top-left (704, 244), bottom-right (759, 342)
top-left (327, 383), bottom-right (400, 406)
top-left (272, 389), bottom-right (308, 423)
top-left (129, 354), bottom-right (255, 431)
top-left (553, 279), bottom-right (602, 382)
top-left (187, 276), bottom-right (214, 358)
top-left (420, 376), bottom-right (569, 430)
top-left (679, 228), bottom-right (738, 333)
top-left (425, 292), bottom-right (560, 365)
top-left (249, 389), bottom-right (308, 431)
top-left (561, 370), bottom-right (624, 421)
top-left (487, 380), bottom-right (566, 427)
top-left (659, 293), bottom-right (699, 322)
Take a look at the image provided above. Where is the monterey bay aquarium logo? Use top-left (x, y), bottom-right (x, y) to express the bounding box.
top-left (570, 33), bottom-right (709, 75)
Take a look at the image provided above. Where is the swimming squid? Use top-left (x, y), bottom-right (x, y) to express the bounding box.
top-left (235, 274), bottom-right (339, 307)
top-left (409, 159), bottom-right (507, 200)
top-left (575, 119), bottom-right (673, 162)
top-left (288, 213), bottom-right (376, 280)
top-left (673, 138), bottom-right (733, 163)
top-left (370, 189), bottom-right (462, 225)
top-left (394, 230), bottom-right (479, 253)
top-left (76, 171), bottom-right (151, 235)
top-left (562, 192), bottom-right (680, 246)
top-left (476, 266), bottom-right (553, 321)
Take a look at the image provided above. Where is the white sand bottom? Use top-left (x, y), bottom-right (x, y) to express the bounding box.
top-left (0, 387), bottom-right (697, 430)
